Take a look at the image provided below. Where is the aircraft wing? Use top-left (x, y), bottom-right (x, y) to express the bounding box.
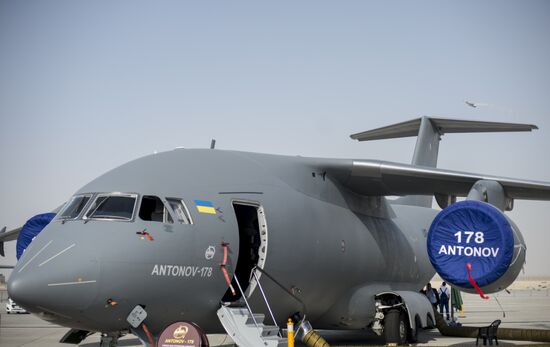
top-left (0, 203), bottom-right (65, 257)
top-left (324, 159), bottom-right (550, 200)
top-left (0, 227), bottom-right (22, 257)
top-left (0, 227), bottom-right (22, 243)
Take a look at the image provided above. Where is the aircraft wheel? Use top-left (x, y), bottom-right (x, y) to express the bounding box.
top-left (426, 314), bottom-right (435, 328)
top-left (408, 315), bottom-right (421, 343)
top-left (384, 309), bottom-right (408, 345)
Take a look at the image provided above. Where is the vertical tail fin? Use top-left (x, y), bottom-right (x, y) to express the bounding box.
top-left (350, 117), bottom-right (537, 207)
top-left (411, 116), bottom-right (441, 167)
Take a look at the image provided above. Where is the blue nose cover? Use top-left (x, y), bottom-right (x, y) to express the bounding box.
top-left (16, 213), bottom-right (56, 260)
top-left (427, 200), bottom-right (514, 288)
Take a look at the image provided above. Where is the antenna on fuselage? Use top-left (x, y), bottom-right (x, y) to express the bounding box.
top-left (210, 139), bottom-right (216, 149)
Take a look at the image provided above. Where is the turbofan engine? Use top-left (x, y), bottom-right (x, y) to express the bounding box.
top-left (427, 181), bottom-right (526, 294)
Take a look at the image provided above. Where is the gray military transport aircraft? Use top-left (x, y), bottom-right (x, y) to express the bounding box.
top-left (2, 117), bottom-right (550, 347)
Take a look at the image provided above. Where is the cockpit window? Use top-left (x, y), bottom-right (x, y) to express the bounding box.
top-left (84, 194), bottom-right (137, 221)
top-left (139, 196), bottom-right (173, 224)
top-left (166, 198), bottom-right (193, 224)
top-left (58, 194), bottom-right (92, 220)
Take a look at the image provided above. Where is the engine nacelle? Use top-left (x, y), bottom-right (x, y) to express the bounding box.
top-left (467, 179), bottom-right (514, 211)
top-left (427, 200), bottom-right (525, 294)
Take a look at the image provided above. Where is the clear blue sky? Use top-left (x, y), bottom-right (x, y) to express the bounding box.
top-left (1, 1), bottom-right (549, 277)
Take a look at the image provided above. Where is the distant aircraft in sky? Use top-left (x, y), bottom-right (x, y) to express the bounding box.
top-left (1, 117), bottom-right (549, 347)
top-left (465, 100), bottom-right (491, 109)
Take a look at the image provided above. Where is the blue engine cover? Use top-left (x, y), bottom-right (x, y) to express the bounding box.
top-left (16, 213), bottom-right (56, 260)
top-left (427, 200), bottom-right (514, 288)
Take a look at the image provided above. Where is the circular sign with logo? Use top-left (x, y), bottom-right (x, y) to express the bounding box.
top-left (157, 321), bottom-right (208, 347)
top-left (427, 200), bottom-right (515, 288)
top-left (205, 246), bottom-right (216, 260)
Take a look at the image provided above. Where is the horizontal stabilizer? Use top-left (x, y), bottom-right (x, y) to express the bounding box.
top-left (350, 117), bottom-right (537, 142)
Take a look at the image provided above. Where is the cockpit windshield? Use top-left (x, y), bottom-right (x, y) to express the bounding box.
top-left (58, 194), bottom-right (92, 220)
top-left (84, 194), bottom-right (137, 221)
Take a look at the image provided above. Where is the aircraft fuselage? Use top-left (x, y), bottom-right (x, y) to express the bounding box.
top-left (8, 149), bottom-right (437, 335)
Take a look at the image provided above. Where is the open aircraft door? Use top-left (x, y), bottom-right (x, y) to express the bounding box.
top-left (222, 201), bottom-right (269, 302)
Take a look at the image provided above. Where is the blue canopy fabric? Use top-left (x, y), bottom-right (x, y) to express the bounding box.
top-left (16, 213), bottom-right (56, 260)
top-left (427, 200), bottom-right (514, 288)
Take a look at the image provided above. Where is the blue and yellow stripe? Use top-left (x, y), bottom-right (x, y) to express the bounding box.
top-left (194, 200), bottom-right (216, 214)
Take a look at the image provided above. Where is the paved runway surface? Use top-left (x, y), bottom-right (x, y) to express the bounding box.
top-left (1, 288), bottom-right (549, 346)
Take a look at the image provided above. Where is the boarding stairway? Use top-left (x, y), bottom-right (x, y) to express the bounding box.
top-left (217, 266), bottom-right (306, 347)
top-left (217, 305), bottom-right (285, 347)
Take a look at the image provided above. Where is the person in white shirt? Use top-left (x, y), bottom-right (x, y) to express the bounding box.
top-left (438, 282), bottom-right (450, 319)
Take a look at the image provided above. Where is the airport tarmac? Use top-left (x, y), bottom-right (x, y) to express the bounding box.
top-left (1, 286), bottom-right (549, 346)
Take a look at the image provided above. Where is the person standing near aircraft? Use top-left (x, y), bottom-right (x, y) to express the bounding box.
top-left (439, 282), bottom-right (450, 320)
top-left (424, 283), bottom-right (439, 310)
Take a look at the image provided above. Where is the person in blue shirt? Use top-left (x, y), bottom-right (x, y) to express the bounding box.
top-left (422, 283), bottom-right (439, 310)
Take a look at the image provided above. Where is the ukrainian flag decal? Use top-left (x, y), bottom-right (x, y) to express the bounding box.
top-left (194, 200), bottom-right (216, 214)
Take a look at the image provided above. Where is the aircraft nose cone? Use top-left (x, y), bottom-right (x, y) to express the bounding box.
top-left (8, 238), bottom-right (99, 319)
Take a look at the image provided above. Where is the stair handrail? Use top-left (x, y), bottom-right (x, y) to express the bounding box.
top-left (251, 266), bottom-right (307, 315)
top-left (231, 273), bottom-right (260, 329)
top-left (250, 270), bottom-right (280, 333)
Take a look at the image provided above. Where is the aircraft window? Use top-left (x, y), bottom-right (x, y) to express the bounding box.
top-left (85, 194), bottom-right (137, 221)
top-left (166, 198), bottom-right (192, 224)
top-left (139, 196), bottom-right (173, 224)
top-left (58, 194), bottom-right (92, 220)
